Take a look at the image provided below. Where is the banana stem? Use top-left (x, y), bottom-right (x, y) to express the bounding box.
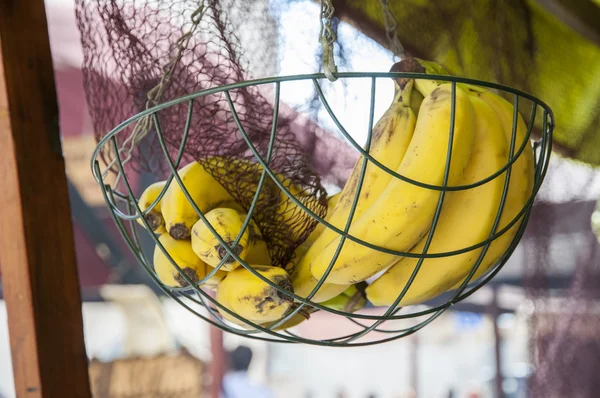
top-left (390, 58), bottom-right (425, 88)
top-left (298, 308), bottom-right (312, 320)
top-left (407, 57), bottom-right (451, 97)
top-left (414, 78), bottom-right (443, 98)
top-left (342, 281), bottom-right (368, 313)
top-left (343, 292), bottom-right (362, 313)
top-left (389, 58), bottom-right (425, 106)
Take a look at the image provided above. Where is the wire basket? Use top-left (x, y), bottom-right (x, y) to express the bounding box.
top-left (91, 71), bottom-right (553, 346)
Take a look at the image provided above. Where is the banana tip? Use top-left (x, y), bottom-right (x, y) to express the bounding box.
top-left (275, 277), bottom-right (294, 304)
top-left (145, 212), bottom-right (163, 231)
top-left (169, 224), bottom-right (190, 240)
top-left (174, 267), bottom-right (199, 288)
top-left (217, 242), bottom-right (244, 263)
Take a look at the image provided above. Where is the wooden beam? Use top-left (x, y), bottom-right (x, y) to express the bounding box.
top-left (490, 288), bottom-right (504, 398)
top-left (0, 1), bottom-right (92, 397)
top-left (210, 326), bottom-right (226, 398)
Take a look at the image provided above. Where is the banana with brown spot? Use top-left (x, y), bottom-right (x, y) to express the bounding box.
top-left (449, 84), bottom-right (535, 289)
top-left (311, 82), bottom-right (476, 285)
top-left (161, 160), bottom-right (244, 240)
top-left (294, 60), bottom-right (421, 297)
top-left (191, 207), bottom-right (271, 271)
top-left (137, 180), bottom-right (168, 234)
top-left (402, 58), bottom-right (535, 291)
top-left (366, 94), bottom-right (509, 306)
top-left (153, 233), bottom-right (226, 289)
top-left (216, 265), bottom-right (294, 326)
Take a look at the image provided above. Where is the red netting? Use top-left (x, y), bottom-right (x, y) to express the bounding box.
top-left (74, 0), bottom-right (349, 267)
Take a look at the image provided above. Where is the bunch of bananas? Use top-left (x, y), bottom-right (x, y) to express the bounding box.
top-left (137, 156), bottom-right (364, 331)
top-left (136, 57), bottom-right (535, 332)
top-left (295, 58), bottom-right (534, 308)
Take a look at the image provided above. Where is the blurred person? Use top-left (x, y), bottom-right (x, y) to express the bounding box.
top-left (336, 388), bottom-right (347, 398)
top-left (403, 388), bottom-right (416, 398)
top-left (221, 345), bottom-right (274, 398)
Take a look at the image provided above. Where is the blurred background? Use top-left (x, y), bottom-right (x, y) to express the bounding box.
top-left (1, 0), bottom-right (600, 397)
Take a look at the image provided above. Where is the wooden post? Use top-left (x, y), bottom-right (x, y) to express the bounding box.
top-left (409, 334), bottom-right (419, 398)
top-left (0, 1), bottom-right (92, 397)
top-left (491, 289), bottom-right (504, 398)
top-left (210, 326), bottom-right (226, 398)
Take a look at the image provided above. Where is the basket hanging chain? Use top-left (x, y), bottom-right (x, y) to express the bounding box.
top-left (318, 0), bottom-right (339, 82)
top-left (102, 2), bottom-right (207, 182)
top-left (379, 0), bottom-right (406, 59)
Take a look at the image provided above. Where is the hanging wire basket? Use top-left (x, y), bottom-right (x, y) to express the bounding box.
top-left (91, 70), bottom-right (554, 347)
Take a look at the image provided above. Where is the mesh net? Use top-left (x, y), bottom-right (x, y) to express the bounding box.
top-left (524, 161), bottom-right (600, 398)
top-left (74, 0), bottom-right (340, 267)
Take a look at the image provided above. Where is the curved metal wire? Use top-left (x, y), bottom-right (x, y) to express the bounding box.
top-left (91, 72), bottom-right (554, 346)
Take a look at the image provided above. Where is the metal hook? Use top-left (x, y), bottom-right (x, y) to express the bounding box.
top-left (319, 0), bottom-right (339, 82)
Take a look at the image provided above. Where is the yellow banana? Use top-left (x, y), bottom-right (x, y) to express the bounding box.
top-left (289, 240), bottom-right (350, 302)
top-left (294, 66), bottom-right (419, 296)
top-left (366, 95), bottom-right (509, 306)
top-left (263, 310), bottom-right (312, 331)
top-left (382, 58), bottom-right (535, 294)
top-left (161, 160), bottom-right (244, 240)
top-left (204, 156), bottom-right (328, 263)
top-left (149, 155), bottom-right (324, 246)
top-left (311, 83), bottom-right (476, 285)
top-left (137, 180), bottom-right (168, 234)
top-left (304, 192), bottom-right (341, 245)
top-left (288, 191), bottom-right (344, 302)
top-left (327, 191), bottom-right (341, 208)
top-left (153, 233), bottom-right (226, 289)
top-left (261, 284), bottom-right (367, 331)
top-left (448, 85), bottom-right (535, 289)
top-left (216, 265), bottom-right (294, 325)
top-left (409, 86), bottom-right (425, 116)
top-left (251, 283), bottom-right (367, 332)
top-left (191, 207), bottom-right (271, 271)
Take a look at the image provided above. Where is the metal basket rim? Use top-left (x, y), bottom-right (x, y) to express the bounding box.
top-left (91, 71), bottom-right (554, 181)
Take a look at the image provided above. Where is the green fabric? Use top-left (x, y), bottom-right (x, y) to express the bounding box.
top-left (338, 0), bottom-right (600, 166)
